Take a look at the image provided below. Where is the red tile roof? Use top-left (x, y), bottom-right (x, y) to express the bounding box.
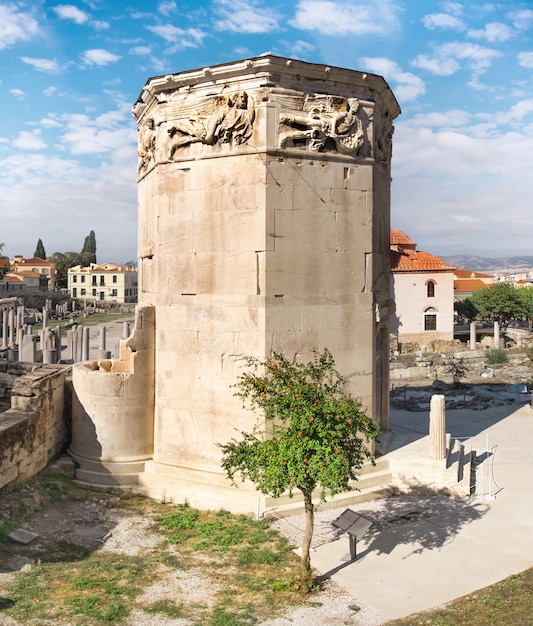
top-left (390, 228), bottom-right (415, 247)
top-left (454, 268), bottom-right (493, 279)
top-left (391, 248), bottom-right (454, 272)
top-left (454, 279), bottom-right (489, 293)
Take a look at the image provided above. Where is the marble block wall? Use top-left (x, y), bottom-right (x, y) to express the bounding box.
top-left (130, 54), bottom-right (400, 512)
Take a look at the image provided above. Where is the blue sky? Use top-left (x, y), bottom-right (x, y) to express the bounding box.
top-left (1, 0), bottom-right (533, 263)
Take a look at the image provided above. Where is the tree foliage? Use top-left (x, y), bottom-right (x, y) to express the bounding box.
top-left (34, 238), bottom-right (46, 260)
top-left (454, 298), bottom-right (478, 321)
top-left (81, 230), bottom-right (97, 264)
top-left (48, 251), bottom-right (95, 289)
top-left (219, 348), bottom-right (379, 583)
top-left (470, 283), bottom-right (526, 322)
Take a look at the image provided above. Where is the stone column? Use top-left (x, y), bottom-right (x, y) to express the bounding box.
top-left (429, 394), bottom-right (447, 460)
top-left (494, 321), bottom-right (500, 349)
top-left (8, 307), bottom-right (15, 348)
top-left (469, 321), bottom-right (476, 350)
top-left (1, 310), bottom-right (7, 349)
top-left (98, 325), bottom-right (111, 360)
top-left (81, 326), bottom-right (90, 361)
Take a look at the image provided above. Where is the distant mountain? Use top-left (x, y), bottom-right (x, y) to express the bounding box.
top-left (442, 254), bottom-right (533, 273)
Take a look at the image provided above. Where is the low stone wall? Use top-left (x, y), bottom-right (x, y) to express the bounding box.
top-left (390, 350), bottom-right (530, 382)
top-left (0, 363), bottom-right (71, 490)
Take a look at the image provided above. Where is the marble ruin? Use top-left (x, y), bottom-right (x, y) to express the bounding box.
top-left (69, 55), bottom-right (400, 514)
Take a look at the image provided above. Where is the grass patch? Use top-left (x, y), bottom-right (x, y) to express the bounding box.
top-left (387, 569), bottom-right (533, 626)
top-left (0, 474), bottom-right (308, 625)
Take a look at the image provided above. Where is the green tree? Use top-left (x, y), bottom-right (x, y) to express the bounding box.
top-left (454, 298), bottom-right (478, 322)
top-left (470, 283), bottom-right (526, 323)
top-left (517, 286), bottom-right (533, 327)
top-left (81, 230), bottom-right (97, 264)
top-left (34, 238), bottom-right (46, 260)
top-left (49, 251), bottom-right (95, 289)
top-left (219, 349), bottom-right (380, 585)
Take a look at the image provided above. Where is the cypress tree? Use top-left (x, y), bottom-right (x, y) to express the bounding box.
top-left (81, 230), bottom-right (97, 264)
top-left (34, 238), bottom-right (47, 260)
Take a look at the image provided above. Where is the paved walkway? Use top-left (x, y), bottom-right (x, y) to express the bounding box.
top-left (310, 402), bottom-right (533, 622)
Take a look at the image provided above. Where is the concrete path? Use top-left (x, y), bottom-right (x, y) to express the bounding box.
top-left (310, 402), bottom-right (533, 622)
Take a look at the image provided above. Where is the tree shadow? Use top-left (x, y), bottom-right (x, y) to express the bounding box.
top-left (317, 485), bottom-right (490, 580)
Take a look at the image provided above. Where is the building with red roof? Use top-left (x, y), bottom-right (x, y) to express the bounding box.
top-left (390, 229), bottom-right (455, 349)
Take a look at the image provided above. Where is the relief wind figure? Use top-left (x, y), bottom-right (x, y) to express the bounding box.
top-left (279, 97), bottom-right (364, 155)
top-left (137, 118), bottom-right (156, 174)
top-left (168, 90), bottom-right (255, 158)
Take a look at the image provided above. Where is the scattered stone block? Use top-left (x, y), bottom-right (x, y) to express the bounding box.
top-left (9, 528), bottom-right (39, 545)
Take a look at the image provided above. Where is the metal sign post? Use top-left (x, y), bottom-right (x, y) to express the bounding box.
top-left (332, 509), bottom-right (373, 561)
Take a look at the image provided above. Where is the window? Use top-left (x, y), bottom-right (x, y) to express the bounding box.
top-left (72, 287), bottom-right (77, 297)
top-left (92, 276), bottom-right (97, 285)
top-left (92, 288), bottom-right (97, 296)
top-left (81, 275), bottom-right (85, 283)
top-left (100, 275), bottom-right (105, 285)
top-left (424, 307), bottom-right (438, 331)
top-left (111, 289), bottom-right (118, 297)
top-left (427, 281), bottom-right (435, 298)
top-left (73, 275), bottom-right (77, 283)
top-left (81, 288), bottom-right (86, 296)
top-left (42, 268), bottom-right (48, 275)
top-left (99, 291), bottom-right (105, 301)
top-left (112, 275), bottom-right (117, 283)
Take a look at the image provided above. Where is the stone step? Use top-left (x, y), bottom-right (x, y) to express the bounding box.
top-left (134, 458), bottom-right (393, 518)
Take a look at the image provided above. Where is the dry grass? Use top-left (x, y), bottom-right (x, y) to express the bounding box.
top-left (387, 569), bottom-right (533, 626)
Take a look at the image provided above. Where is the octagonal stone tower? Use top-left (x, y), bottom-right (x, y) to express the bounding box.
top-left (131, 54), bottom-right (400, 513)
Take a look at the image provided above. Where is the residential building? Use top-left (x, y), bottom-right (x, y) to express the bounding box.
top-left (10, 255), bottom-right (57, 290)
top-left (3, 271), bottom-right (45, 291)
top-left (390, 228), bottom-right (455, 349)
top-left (68, 263), bottom-right (138, 303)
top-left (453, 268), bottom-right (492, 301)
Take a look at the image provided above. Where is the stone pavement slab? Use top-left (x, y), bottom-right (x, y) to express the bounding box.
top-left (309, 402), bottom-right (533, 622)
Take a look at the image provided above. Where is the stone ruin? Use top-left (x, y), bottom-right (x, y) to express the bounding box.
top-left (67, 55), bottom-right (400, 515)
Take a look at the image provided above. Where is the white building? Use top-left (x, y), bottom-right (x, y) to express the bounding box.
top-left (68, 263), bottom-right (138, 303)
top-left (390, 229), bottom-right (455, 349)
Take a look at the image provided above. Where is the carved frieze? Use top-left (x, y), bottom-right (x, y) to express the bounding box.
top-left (136, 89), bottom-right (256, 174)
top-left (279, 95), bottom-right (366, 156)
top-left (167, 90), bottom-right (255, 158)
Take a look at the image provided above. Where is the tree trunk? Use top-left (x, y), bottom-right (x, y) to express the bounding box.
top-left (300, 488), bottom-right (314, 578)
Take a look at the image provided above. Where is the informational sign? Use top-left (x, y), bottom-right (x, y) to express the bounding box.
top-left (332, 508), bottom-right (373, 560)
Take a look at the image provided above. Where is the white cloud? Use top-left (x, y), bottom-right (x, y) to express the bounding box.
top-left (0, 4), bottom-right (40, 50)
top-left (289, 40), bottom-right (316, 58)
top-left (92, 20), bottom-right (110, 30)
top-left (506, 98), bottom-right (533, 122)
top-left (442, 2), bottom-right (464, 17)
top-left (391, 113), bottom-right (533, 256)
top-left (158, 1), bottom-right (178, 16)
top-left (146, 24), bottom-right (207, 48)
top-left (9, 88), bottom-right (25, 101)
top-left (412, 41), bottom-right (502, 78)
top-left (518, 52), bottom-right (533, 69)
top-left (0, 153), bottom-right (137, 263)
top-left (53, 4), bottom-right (89, 24)
top-left (129, 46), bottom-right (152, 56)
top-left (214, 0), bottom-right (280, 33)
top-left (507, 9), bottom-right (533, 30)
top-left (81, 49), bottom-right (121, 66)
top-left (411, 54), bottom-right (459, 76)
top-left (21, 57), bottom-right (61, 73)
top-left (13, 130), bottom-right (47, 150)
top-left (468, 22), bottom-right (513, 43)
top-left (360, 57), bottom-right (425, 102)
top-left (289, 0), bottom-right (400, 36)
top-left (58, 104), bottom-right (135, 156)
top-left (422, 13), bottom-right (466, 31)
